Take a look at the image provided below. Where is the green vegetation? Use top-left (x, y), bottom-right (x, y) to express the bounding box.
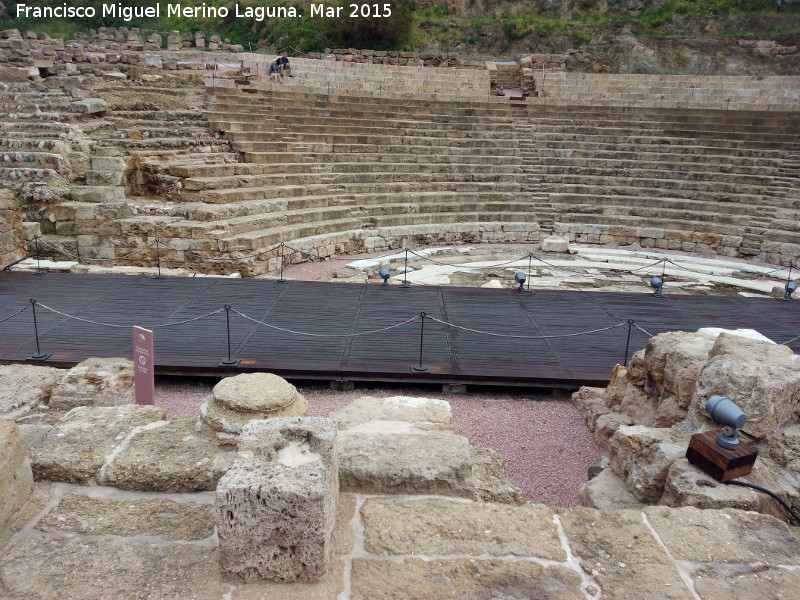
top-left (1, 0), bottom-right (797, 52)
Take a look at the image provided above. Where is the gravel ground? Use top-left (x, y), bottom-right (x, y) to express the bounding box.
top-left (154, 378), bottom-right (602, 506)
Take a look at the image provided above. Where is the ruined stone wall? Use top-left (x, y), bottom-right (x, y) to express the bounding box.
top-left (0, 189), bottom-right (24, 265)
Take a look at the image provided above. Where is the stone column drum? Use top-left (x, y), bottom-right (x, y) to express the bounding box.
top-left (216, 417), bottom-right (339, 582)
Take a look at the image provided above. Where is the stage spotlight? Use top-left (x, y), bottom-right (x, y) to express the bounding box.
top-left (515, 272), bottom-right (532, 293)
top-left (705, 395), bottom-right (747, 450)
top-left (780, 280), bottom-right (797, 302)
top-left (650, 276), bottom-right (664, 298)
top-left (379, 267), bottom-right (391, 286)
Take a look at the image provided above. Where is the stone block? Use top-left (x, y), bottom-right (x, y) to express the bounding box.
top-left (49, 357), bottom-right (134, 410)
top-left (0, 421), bottom-right (33, 528)
top-left (0, 364), bottom-right (64, 420)
top-left (68, 98), bottom-right (108, 114)
top-left (330, 395), bottom-right (452, 432)
top-left (577, 467), bottom-right (645, 510)
top-left (609, 425), bottom-right (688, 503)
top-left (541, 235), bottom-right (570, 252)
top-left (216, 417), bottom-right (339, 583)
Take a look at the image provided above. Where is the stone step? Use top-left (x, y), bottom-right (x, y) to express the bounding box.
top-left (523, 147), bottom-right (784, 167)
top-left (99, 137), bottom-right (231, 151)
top-left (536, 175), bottom-right (770, 198)
top-left (555, 212), bottom-right (744, 238)
top-left (176, 190), bottom-right (520, 223)
top-left (529, 165), bottom-right (789, 188)
top-left (0, 137), bottom-right (70, 152)
top-left (243, 151), bottom-right (523, 166)
top-left (219, 217), bottom-right (366, 251)
top-left (518, 135), bottom-right (791, 155)
top-left (551, 192), bottom-right (754, 220)
top-left (526, 156), bottom-right (780, 177)
top-left (0, 166), bottom-right (59, 181)
top-left (0, 151), bottom-right (67, 169)
top-left (187, 180), bottom-right (524, 204)
top-left (232, 141), bottom-right (521, 157)
top-left (182, 170), bottom-right (526, 191)
top-left (226, 130), bottom-right (516, 147)
top-left (0, 121), bottom-right (72, 133)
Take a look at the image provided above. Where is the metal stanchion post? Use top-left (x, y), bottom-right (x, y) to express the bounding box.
top-left (411, 312), bottom-right (430, 373)
top-left (218, 304), bottom-right (241, 367)
top-left (28, 299), bottom-right (51, 360)
top-left (400, 249), bottom-right (411, 288)
top-left (32, 235), bottom-right (45, 275)
top-left (623, 319), bottom-right (634, 367)
top-left (277, 242), bottom-right (287, 283)
top-left (152, 239), bottom-right (166, 279)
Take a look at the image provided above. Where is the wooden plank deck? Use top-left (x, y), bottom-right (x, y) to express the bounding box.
top-left (0, 271), bottom-right (797, 387)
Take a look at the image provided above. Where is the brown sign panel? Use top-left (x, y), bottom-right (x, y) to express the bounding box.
top-left (132, 326), bottom-right (155, 406)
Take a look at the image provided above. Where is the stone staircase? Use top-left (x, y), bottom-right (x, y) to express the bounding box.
top-left (0, 85), bottom-right (77, 186)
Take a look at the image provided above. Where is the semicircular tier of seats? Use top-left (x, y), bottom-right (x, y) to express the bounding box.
top-left (119, 83), bottom-right (543, 275)
top-left (105, 77), bottom-right (800, 275)
top-left (517, 104), bottom-right (800, 264)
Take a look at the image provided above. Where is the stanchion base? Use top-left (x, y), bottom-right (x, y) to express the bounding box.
top-left (218, 359), bottom-right (241, 367)
top-left (779, 297), bottom-right (793, 303)
top-left (31, 271), bottom-right (46, 276)
top-left (518, 289), bottom-right (534, 294)
top-left (410, 365), bottom-right (430, 373)
top-left (28, 353), bottom-right (52, 361)
top-left (277, 279), bottom-right (287, 283)
top-left (400, 283), bottom-right (411, 288)
top-left (151, 275), bottom-right (166, 280)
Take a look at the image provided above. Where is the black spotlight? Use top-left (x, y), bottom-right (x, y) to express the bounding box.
top-left (781, 280), bottom-right (797, 302)
top-left (379, 267), bottom-right (391, 286)
top-left (515, 272), bottom-right (532, 293)
top-left (650, 276), bottom-right (664, 298)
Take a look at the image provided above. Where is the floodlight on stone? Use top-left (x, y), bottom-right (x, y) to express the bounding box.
top-left (705, 395), bottom-right (747, 450)
top-left (515, 272), bottom-right (532, 294)
top-left (379, 267), bottom-right (391, 286)
top-left (783, 280), bottom-right (798, 302)
top-left (650, 276), bottom-right (664, 298)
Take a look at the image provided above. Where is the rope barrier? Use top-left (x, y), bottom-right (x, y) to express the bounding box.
top-left (158, 308), bottom-right (226, 327)
top-left (0, 303), bottom-right (30, 323)
top-left (37, 237), bottom-right (159, 262)
top-left (33, 302), bottom-right (225, 330)
top-left (406, 249), bottom-right (533, 270)
top-left (0, 245), bottom-right (26, 258)
top-left (230, 308), bottom-right (420, 338)
top-left (632, 323), bottom-right (655, 338)
top-left (425, 316), bottom-right (626, 339)
top-left (781, 332), bottom-right (800, 346)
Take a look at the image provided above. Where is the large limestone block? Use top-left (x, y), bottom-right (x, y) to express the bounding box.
top-left (49, 357), bottom-right (134, 410)
top-left (31, 405), bottom-right (166, 484)
top-left (763, 424), bottom-right (800, 471)
top-left (691, 563), bottom-right (800, 600)
top-left (469, 446), bottom-right (524, 505)
top-left (0, 422), bottom-right (33, 528)
top-left (0, 536), bottom-right (228, 599)
top-left (541, 235), bottom-right (570, 252)
top-left (570, 385), bottom-right (610, 430)
top-left (577, 467), bottom-right (645, 510)
top-left (0, 364), bottom-right (64, 419)
top-left (361, 497), bottom-right (565, 559)
top-left (558, 507), bottom-right (692, 600)
top-left (216, 417), bottom-right (339, 583)
top-left (660, 458), bottom-right (788, 520)
top-left (644, 505), bottom-right (800, 565)
top-left (103, 417), bottom-right (228, 492)
top-left (645, 331), bottom-right (714, 410)
top-left (350, 558), bottom-right (583, 600)
top-left (36, 492), bottom-right (215, 540)
top-left (338, 430), bottom-right (473, 496)
top-left (330, 395), bottom-right (453, 431)
top-left (610, 425), bottom-right (689, 503)
top-left (690, 332), bottom-right (800, 438)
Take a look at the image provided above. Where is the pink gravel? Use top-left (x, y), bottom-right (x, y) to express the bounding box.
top-left (154, 379), bottom-right (602, 506)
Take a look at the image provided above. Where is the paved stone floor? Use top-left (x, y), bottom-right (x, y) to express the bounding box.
top-left (1, 483), bottom-right (798, 599)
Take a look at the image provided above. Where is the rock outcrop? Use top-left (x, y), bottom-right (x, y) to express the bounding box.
top-left (197, 372), bottom-right (308, 445)
top-left (572, 329), bottom-right (800, 520)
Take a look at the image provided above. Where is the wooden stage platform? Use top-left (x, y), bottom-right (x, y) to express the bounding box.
top-left (0, 271), bottom-right (797, 387)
